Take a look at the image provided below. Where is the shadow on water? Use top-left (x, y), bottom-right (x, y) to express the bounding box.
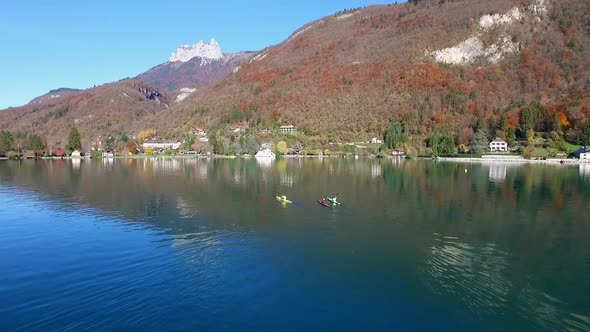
top-left (0, 158), bottom-right (589, 331)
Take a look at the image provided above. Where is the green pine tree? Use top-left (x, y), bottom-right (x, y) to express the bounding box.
top-left (68, 127), bottom-right (82, 151)
top-left (383, 121), bottom-right (407, 149)
top-left (28, 134), bottom-right (45, 150)
top-left (470, 130), bottom-right (489, 154)
top-left (0, 131), bottom-right (14, 154)
top-left (552, 112), bottom-right (562, 133)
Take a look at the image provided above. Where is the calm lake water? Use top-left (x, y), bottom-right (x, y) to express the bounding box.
top-left (0, 158), bottom-right (589, 331)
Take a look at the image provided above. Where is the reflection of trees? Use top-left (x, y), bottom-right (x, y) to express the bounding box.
top-left (378, 161), bottom-right (590, 331)
top-left (1, 158), bottom-right (589, 330)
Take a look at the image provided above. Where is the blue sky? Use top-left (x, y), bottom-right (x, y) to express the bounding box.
top-left (0, 0), bottom-right (399, 109)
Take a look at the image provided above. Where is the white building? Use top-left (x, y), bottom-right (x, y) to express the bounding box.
top-left (142, 139), bottom-right (181, 150)
top-left (280, 125), bottom-right (296, 133)
top-left (369, 137), bottom-right (383, 144)
top-left (255, 148), bottom-right (275, 159)
top-left (489, 138), bottom-right (508, 152)
top-left (102, 149), bottom-right (115, 158)
top-left (194, 129), bottom-right (207, 137)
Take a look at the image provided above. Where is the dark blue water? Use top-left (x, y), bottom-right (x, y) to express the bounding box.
top-left (1, 158), bottom-right (589, 331)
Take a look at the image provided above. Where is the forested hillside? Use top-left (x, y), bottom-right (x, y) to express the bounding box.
top-left (1, 0), bottom-right (589, 156)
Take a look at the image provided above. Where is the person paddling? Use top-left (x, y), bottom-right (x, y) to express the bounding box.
top-left (330, 193), bottom-right (339, 204)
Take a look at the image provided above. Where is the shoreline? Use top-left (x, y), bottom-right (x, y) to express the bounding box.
top-left (434, 157), bottom-right (586, 165)
top-left (2, 155), bottom-right (589, 165)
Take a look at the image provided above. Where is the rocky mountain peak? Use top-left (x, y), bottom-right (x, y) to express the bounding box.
top-left (169, 38), bottom-right (223, 63)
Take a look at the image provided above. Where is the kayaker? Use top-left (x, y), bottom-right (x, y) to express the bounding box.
top-left (331, 193), bottom-right (339, 204)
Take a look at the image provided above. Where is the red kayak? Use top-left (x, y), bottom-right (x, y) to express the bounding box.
top-left (318, 199), bottom-right (331, 208)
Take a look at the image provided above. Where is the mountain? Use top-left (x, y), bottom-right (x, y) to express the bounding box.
top-left (137, 39), bottom-right (255, 95)
top-left (28, 88), bottom-right (83, 105)
top-left (2, 0), bottom-right (590, 152)
top-left (163, 0), bottom-right (590, 146)
top-left (0, 79), bottom-right (169, 147)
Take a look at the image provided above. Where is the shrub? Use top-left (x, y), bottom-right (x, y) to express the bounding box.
top-left (253, 84), bottom-right (263, 95)
top-left (91, 151), bottom-right (102, 159)
top-left (53, 105), bottom-right (69, 119)
top-left (554, 140), bottom-right (568, 152)
top-left (276, 141), bottom-right (288, 155)
top-left (144, 148), bottom-right (154, 156)
top-left (138, 129), bottom-right (157, 142)
top-left (6, 151), bottom-right (19, 159)
top-left (323, 149), bottom-right (331, 156)
top-left (340, 144), bottom-right (356, 153)
top-left (301, 149), bottom-right (323, 155)
top-left (192, 107), bottom-right (210, 116)
top-left (163, 149), bottom-right (174, 156)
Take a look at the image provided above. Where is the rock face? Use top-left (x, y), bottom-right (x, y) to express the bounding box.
top-left (138, 39), bottom-right (254, 92)
top-left (169, 39), bottom-right (224, 64)
top-left (176, 87), bottom-right (196, 103)
top-left (427, 0), bottom-right (550, 65)
top-left (134, 83), bottom-right (165, 104)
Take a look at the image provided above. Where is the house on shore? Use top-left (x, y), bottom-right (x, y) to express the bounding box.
top-left (142, 138), bottom-right (181, 151)
top-left (71, 150), bottom-right (82, 158)
top-left (489, 138), bottom-right (508, 152)
top-left (102, 149), bottom-right (115, 158)
top-left (391, 150), bottom-right (405, 157)
top-left (280, 125), bottom-right (296, 134)
top-left (570, 147), bottom-right (590, 160)
top-left (369, 137), bottom-right (383, 144)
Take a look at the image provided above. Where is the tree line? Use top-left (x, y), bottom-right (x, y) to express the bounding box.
top-left (381, 99), bottom-right (590, 157)
top-left (0, 127), bottom-right (82, 158)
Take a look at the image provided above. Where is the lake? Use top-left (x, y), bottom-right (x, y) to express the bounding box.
top-left (0, 158), bottom-right (589, 331)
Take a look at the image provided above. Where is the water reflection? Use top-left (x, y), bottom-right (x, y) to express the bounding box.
top-left (256, 157), bottom-right (272, 168)
top-left (0, 159), bottom-right (588, 331)
top-left (579, 163), bottom-right (590, 180)
top-left (72, 158), bottom-right (81, 170)
top-left (423, 234), bottom-right (511, 315)
top-left (485, 162), bottom-right (508, 183)
top-left (371, 163), bottom-right (382, 178)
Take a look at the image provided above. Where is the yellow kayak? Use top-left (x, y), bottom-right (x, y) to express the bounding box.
top-left (276, 196), bottom-right (293, 204)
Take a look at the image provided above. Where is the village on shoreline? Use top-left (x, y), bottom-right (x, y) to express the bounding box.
top-left (2, 118), bottom-right (590, 165)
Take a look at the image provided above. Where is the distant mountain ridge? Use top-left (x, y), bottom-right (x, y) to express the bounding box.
top-left (28, 88), bottom-right (82, 105)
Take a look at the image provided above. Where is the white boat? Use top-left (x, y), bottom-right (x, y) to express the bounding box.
top-left (255, 148), bottom-right (275, 159)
